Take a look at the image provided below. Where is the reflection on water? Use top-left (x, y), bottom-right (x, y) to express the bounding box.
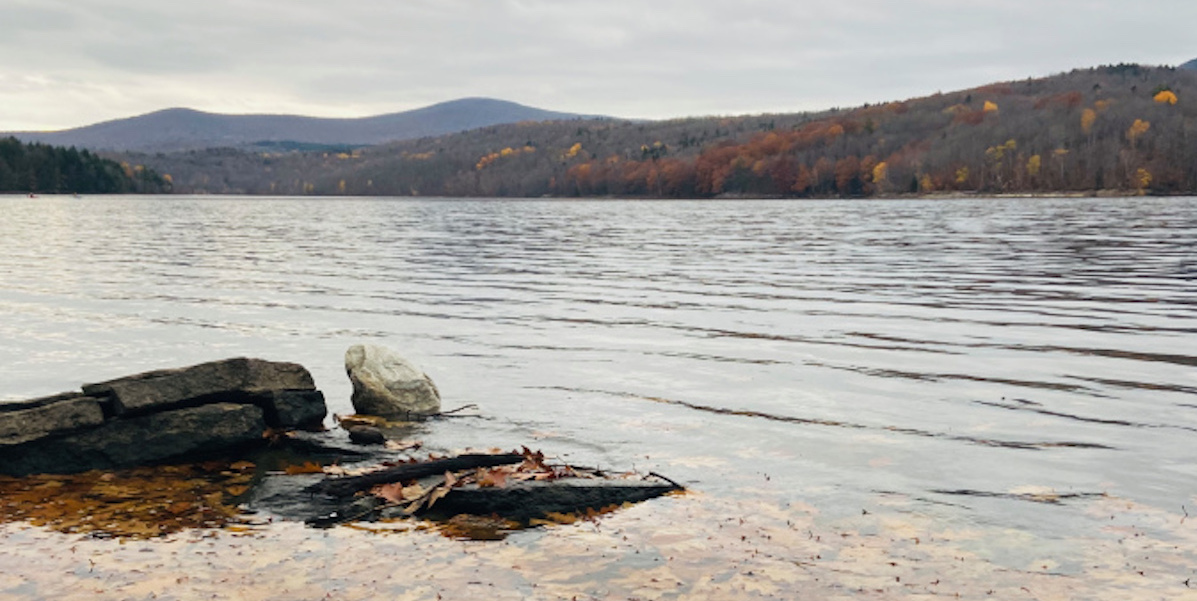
top-left (1, 194), bottom-right (1195, 594)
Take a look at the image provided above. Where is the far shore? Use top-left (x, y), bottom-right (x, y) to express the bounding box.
top-left (1, 189), bottom-right (1188, 201)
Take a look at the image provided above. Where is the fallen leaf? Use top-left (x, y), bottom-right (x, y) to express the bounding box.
top-left (283, 461), bottom-right (324, 475)
top-left (374, 482), bottom-right (409, 504)
top-left (384, 439), bottom-right (423, 452)
top-left (477, 468), bottom-right (508, 489)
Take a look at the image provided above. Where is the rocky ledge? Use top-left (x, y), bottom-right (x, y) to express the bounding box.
top-left (1, 352), bottom-right (683, 534)
top-left (0, 358), bottom-right (326, 476)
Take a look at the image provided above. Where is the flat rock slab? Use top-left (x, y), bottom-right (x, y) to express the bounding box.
top-left (0, 403), bottom-right (266, 476)
top-left (83, 357), bottom-right (315, 416)
top-left (0, 393), bottom-right (105, 447)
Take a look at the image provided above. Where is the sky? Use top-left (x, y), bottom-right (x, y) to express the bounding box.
top-left (2, 0), bottom-right (1195, 131)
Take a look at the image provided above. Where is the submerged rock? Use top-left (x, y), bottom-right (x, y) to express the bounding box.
top-left (289, 451), bottom-right (684, 529)
top-left (346, 425), bottom-right (386, 445)
top-left (423, 479), bottom-right (681, 522)
top-left (345, 344), bottom-right (441, 418)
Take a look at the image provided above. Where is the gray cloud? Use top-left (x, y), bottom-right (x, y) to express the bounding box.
top-left (1, 0), bottom-right (1194, 130)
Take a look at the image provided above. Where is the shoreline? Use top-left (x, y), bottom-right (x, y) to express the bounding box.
top-left (2, 189), bottom-right (1189, 201)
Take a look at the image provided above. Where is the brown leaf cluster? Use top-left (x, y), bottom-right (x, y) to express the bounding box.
top-left (0, 461), bottom-right (256, 539)
top-left (365, 447), bottom-right (623, 534)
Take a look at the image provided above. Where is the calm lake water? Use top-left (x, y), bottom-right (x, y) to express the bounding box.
top-left (2, 194), bottom-right (1195, 598)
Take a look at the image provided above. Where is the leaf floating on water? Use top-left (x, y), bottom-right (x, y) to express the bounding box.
top-left (225, 485), bottom-right (251, 497)
top-left (437, 514), bottom-right (520, 541)
top-left (384, 439), bottom-right (423, 452)
top-left (283, 461), bottom-right (325, 475)
top-left (0, 462), bottom-right (255, 539)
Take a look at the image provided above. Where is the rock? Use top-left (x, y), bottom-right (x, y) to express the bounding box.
top-left (0, 358), bottom-right (330, 476)
top-left (419, 480), bottom-right (681, 522)
top-left (0, 403), bottom-right (266, 476)
top-left (83, 357), bottom-right (316, 416)
top-left (346, 425), bottom-right (386, 445)
top-left (0, 393), bottom-right (106, 447)
top-left (251, 390), bottom-right (327, 430)
top-left (345, 345), bottom-right (441, 418)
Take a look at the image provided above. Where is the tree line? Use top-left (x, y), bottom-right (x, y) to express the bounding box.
top-left (0, 137), bottom-right (169, 194)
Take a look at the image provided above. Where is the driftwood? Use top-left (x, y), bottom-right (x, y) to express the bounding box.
top-left (306, 453), bottom-right (525, 497)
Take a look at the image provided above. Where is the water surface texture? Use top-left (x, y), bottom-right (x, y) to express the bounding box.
top-left (2, 195), bottom-right (1195, 597)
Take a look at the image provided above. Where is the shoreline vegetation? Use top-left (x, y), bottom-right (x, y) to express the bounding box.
top-left (5, 63), bottom-right (1195, 201)
top-left (5, 190), bottom-right (1181, 201)
top-left (115, 63), bottom-right (1196, 200)
top-left (0, 137), bottom-right (169, 195)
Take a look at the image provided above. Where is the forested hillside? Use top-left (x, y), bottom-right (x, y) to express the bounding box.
top-left (126, 64), bottom-right (1197, 198)
top-left (0, 138), bottom-right (169, 194)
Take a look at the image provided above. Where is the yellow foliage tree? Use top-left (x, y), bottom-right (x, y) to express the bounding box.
top-left (985, 139), bottom-right (1017, 162)
top-left (1026, 155), bottom-right (1042, 177)
top-left (955, 167), bottom-right (970, 185)
top-left (1081, 108), bottom-right (1097, 134)
top-left (564, 143), bottom-right (583, 159)
top-left (1154, 90), bottom-right (1179, 105)
top-left (1127, 119), bottom-right (1151, 142)
top-left (920, 174), bottom-right (935, 192)
top-left (1135, 168), bottom-right (1153, 191)
top-left (982, 101), bottom-right (999, 113)
top-left (872, 162), bottom-right (888, 187)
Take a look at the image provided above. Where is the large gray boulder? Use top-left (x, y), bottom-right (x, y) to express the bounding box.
top-left (345, 345), bottom-right (441, 418)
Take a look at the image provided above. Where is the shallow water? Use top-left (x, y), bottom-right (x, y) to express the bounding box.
top-left (1, 195), bottom-right (1195, 598)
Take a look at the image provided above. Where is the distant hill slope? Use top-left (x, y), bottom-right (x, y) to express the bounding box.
top-left (1181, 58), bottom-right (1197, 71)
top-left (128, 63), bottom-right (1197, 198)
top-left (3, 98), bottom-right (602, 153)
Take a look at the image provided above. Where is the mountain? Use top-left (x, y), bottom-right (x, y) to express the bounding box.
top-left (3, 98), bottom-right (603, 153)
top-left (128, 63), bottom-right (1197, 198)
top-left (1181, 58), bottom-right (1197, 71)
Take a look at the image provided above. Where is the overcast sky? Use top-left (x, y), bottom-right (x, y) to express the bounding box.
top-left (2, 0), bottom-right (1194, 131)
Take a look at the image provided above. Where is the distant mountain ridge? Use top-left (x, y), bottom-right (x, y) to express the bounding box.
top-left (1182, 58), bottom-right (1197, 71)
top-left (3, 98), bottom-right (605, 153)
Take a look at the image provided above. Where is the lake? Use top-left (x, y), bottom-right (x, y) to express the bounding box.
top-left (1, 194), bottom-right (1195, 599)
